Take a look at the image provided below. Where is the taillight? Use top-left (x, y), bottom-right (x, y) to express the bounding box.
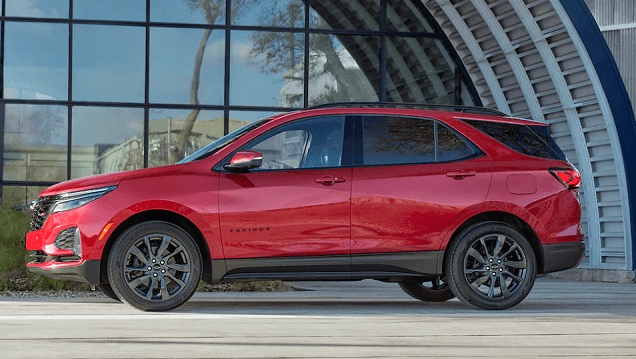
top-left (549, 168), bottom-right (581, 190)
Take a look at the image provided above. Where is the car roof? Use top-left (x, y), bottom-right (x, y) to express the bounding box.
top-left (266, 107), bottom-right (547, 127)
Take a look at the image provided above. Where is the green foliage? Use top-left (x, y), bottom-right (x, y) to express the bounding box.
top-left (197, 280), bottom-right (294, 292)
top-left (0, 205), bottom-right (84, 291)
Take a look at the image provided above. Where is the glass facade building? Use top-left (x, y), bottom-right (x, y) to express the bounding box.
top-left (0, 0), bottom-right (477, 207)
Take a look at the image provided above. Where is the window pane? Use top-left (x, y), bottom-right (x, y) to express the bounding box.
top-left (2, 186), bottom-right (49, 209)
top-left (149, 109), bottom-right (224, 167)
top-left (385, 37), bottom-right (458, 104)
top-left (309, 0), bottom-right (380, 31)
top-left (151, 0), bottom-right (225, 24)
top-left (74, 0), bottom-right (146, 21)
top-left (3, 105), bottom-right (68, 182)
top-left (233, 0), bottom-right (305, 27)
top-left (386, 0), bottom-right (434, 33)
top-left (6, 0), bottom-right (68, 18)
top-left (229, 110), bottom-right (285, 127)
top-left (437, 123), bottom-right (474, 162)
top-left (308, 34), bottom-right (380, 106)
top-left (73, 25), bottom-right (145, 103)
top-left (4, 23), bottom-right (68, 100)
top-left (71, 107), bottom-right (144, 179)
top-left (230, 30), bottom-right (304, 107)
top-left (362, 116), bottom-right (434, 165)
top-left (247, 117), bottom-right (345, 170)
top-left (150, 27), bottom-right (224, 105)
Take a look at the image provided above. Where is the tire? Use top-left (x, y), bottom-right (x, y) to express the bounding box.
top-left (445, 221), bottom-right (537, 310)
top-left (107, 221), bottom-right (202, 312)
top-left (399, 276), bottom-right (455, 302)
top-left (97, 282), bottom-right (121, 302)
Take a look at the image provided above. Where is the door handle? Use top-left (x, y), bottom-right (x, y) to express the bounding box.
top-left (315, 176), bottom-right (346, 185)
top-left (446, 170), bottom-right (476, 179)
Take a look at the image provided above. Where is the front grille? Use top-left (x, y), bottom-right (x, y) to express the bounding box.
top-left (29, 195), bottom-right (59, 231)
top-left (55, 227), bottom-right (77, 250)
top-left (30, 250), bottom-right (48, 264)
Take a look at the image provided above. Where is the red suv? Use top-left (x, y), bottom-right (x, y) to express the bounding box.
top-left (26, 104), bottom-right (585, 311)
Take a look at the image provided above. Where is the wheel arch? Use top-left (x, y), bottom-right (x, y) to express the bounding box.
top-left (441, 211), bottom-right (545, 275)
top-left (99, 210), bottom-right (214, 284)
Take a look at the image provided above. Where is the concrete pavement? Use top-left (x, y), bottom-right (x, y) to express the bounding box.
top-left (1, 278), bottom-right (635, 358)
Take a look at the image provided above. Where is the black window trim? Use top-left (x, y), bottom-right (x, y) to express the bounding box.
top-left (213, 115), bottom-right (353, 173)
top-left (353, 114), bottom-right (484, 168)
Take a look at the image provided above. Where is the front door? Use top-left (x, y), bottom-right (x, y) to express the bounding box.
top-left (219, 116), bottom-right (352, 269)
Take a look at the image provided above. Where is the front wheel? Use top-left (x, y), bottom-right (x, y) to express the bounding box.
top-left (107, 221), bottom-right (202, 311)
top-left (445, 222), bottom-right (537, 310)
top-left (398, 277), bottom-right (455, 302)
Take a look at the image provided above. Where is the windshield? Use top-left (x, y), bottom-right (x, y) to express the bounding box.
top-left (178, 119), bottom-right (271, 164)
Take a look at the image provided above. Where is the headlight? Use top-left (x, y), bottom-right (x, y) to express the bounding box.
top-left (51, 186), bottom-right (117, 213)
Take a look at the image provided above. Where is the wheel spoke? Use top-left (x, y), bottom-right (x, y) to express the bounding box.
top-left (156, 236), bottom-right (172, 259)
top-left (504, 258), bottom-right (527, 269)
top-left (165, 272), bottom-right (186, 288)
top-left (128, 246), bottom-right (149, 266)
top-left (470, 274), bottom-right (490, 289)
top-left (127, 274), bottom-right (151, 290)
top-left (146, 275), bottom-right (158, 299)
top-left (500, 243), bottom-right (519, 259)
top-left (143, 236), bottom-right (153, 259)
top-left (464, 267), bottom-right (485, 274)
top-left (162, 246), bottom-right (184, 262)
top-left (479, 238), bottom-right (490, 259)
top-left (125, 266), bottom-right (146, 273)
top-left (503, 270), bottom-right (523, 283)
top-left (487, 275), bottom-right (496, 298)
top-left (499, 273), bottom-right (511, 297)
top-left (493, 235), bottom-right (506, 258)
top-left (467, 247), bottom-right (487, 265)
top-left (160, 276), bottom-right (170, 301)
top-left (166, 263), bottom-right (190, 272)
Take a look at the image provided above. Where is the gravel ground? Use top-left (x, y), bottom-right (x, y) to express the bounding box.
top-left (0, 289), bottom-right (107, 299)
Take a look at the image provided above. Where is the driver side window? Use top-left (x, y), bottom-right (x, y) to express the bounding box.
top-left (245, 117), bottom-right (345, 171)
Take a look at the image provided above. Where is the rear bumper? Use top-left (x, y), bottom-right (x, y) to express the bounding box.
top-left (26, 260), bottom-right (101, 285)
top-left (541, 241), bottom-right (585, 274)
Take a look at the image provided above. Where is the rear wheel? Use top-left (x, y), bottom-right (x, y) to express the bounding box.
top-left (446, 222), bottom-right (537, 310)
top-left (107, 221), bottom-right (202, 311)
top-left (399, 276), bottom-right (455, 302)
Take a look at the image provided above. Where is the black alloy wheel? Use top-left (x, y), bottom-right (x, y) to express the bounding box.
top-left (107, 221), bottom-right (202, 311)
top-left (399, 276), bottom-right (455, 302)
top-left (446, 221), bottom-right (537, 310)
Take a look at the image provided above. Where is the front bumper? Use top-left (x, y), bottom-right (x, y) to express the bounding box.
top-left (541, 241), bottom-right (585, 274)
top-left (26, 260), bottom-right (101, 285)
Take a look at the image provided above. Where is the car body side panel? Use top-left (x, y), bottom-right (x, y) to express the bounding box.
top-left (99, 171), bottom-right (224, 259)
top-left (219, 168), bottom-right (352, 259)
top-left (351, 156), bottom-right (493, 253)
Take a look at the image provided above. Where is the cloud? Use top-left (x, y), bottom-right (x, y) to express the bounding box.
top-left (203, 38), bottom-right (225, 62)
top-left (7, 0), bottom-right (62, 18)
top-left (231, 41), bottom-right (254, 63)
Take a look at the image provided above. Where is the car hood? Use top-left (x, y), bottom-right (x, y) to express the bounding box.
top-left (39, 164), bottom-right (187, 197)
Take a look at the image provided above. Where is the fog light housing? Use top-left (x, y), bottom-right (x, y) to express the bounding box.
top-left (54, 226), bottom-right (82, 257)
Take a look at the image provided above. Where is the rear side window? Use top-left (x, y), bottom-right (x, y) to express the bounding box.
top-left (361, 116), bottom-right (477, 166)
top-left (463, 119), bottom-right (567, 161)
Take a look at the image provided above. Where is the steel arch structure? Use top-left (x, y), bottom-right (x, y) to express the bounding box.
top-left (422, 0), bottom-right (636, 270)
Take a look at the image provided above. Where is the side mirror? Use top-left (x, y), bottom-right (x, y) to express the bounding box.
top-left (223, 151), bottom-right (263, 172)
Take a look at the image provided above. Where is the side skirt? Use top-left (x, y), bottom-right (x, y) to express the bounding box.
top-left (209, 251), bottom-right (444, 284)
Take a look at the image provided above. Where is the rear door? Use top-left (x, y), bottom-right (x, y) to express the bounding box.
top-left (351, 115), bottom-right (492, 262)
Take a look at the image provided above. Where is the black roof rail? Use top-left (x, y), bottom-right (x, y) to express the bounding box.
top-left (308, 102), bottom-right (508, 117)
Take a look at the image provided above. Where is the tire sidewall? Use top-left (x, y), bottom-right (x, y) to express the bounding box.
top-left (107, 221), bottom-right (202, 312)
top-left (446, 222), bottom-right (537, 310)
